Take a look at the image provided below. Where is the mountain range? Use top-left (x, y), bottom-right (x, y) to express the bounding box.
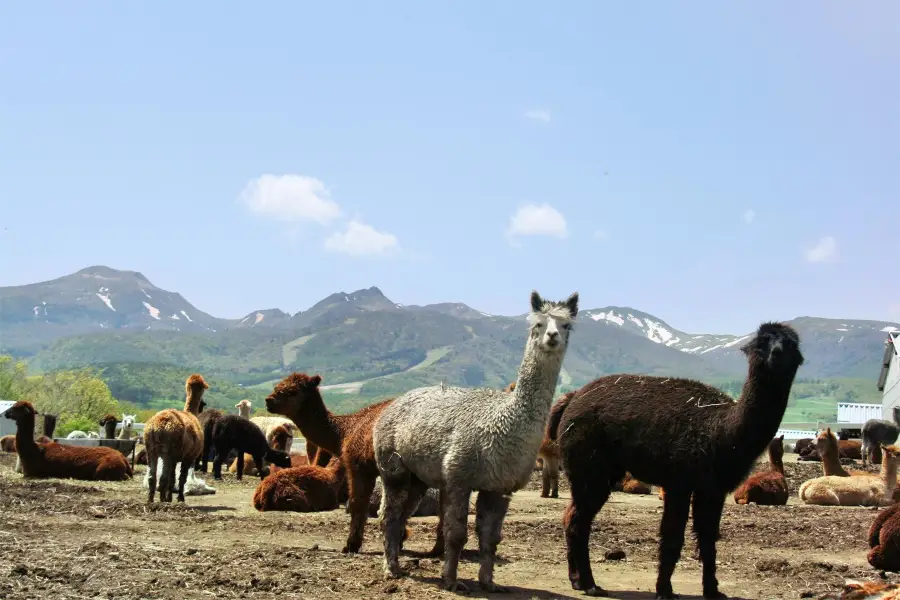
top-left (0, 266), bottom-right (895, 402)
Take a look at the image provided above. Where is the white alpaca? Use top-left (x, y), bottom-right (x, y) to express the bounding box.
top-left (117, 415), bottom-right (136, 440)
top-left (86, 431), bottom-right (100, 439)
top-left (142, 458), bottom-right (216, 496)
top-left (235, 399), bottom-right (252, 419)
top-left (66, 431), bottom-right (88, 439)
top-left (250, 416), bottom-right (295, 453)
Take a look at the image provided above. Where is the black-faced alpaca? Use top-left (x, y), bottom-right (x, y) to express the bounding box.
top-left (732, 435), bottom-right (789, 505)
top-left (196, 404), bottom-right (226, 473)
top-left (99, 414), bottom-right (118, 439)
top-left (555, 322), bottom-right (804, 599)
top-left (211, 414), bottom-right (291, 480)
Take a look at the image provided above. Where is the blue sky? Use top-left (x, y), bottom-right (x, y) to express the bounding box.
top-left (0, 2), bottom-right (897, 334)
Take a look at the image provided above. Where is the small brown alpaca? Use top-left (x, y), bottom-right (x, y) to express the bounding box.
top-left (265, 373), bottom-right (439, 555)
top-left (816, 428), bottom-right (867, 477)
top-left (733, 436), bottom-right (789, 505)
top-left (868, 502), bottom-right (900, 572)
top-left (1, 435), bottom-right (16, 452)
top-left (143, 374), bottom-right (207, 503)
top-left (3, 401), bottom-right (132, 481)
top-left (253, 455), bottom-right (347, 512)
top-left (616, 472), bottom-right (652, 495)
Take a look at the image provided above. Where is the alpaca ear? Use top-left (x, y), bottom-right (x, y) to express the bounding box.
top-left (530, 290), bottom-right (543, 313)
top-left (308, 374), bottom-right (322, 388)
top-left (564, 292), bottom-right (579, 317)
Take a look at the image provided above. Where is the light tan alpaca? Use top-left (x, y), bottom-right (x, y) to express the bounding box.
top-left (815, 427), bottom-right (867, 477)
top-left (799, 444), bottom-right (900, 506)
top-left (235, 399), bottom-right (252, 419)
top-left (143, 374), bottom-right (207, 503)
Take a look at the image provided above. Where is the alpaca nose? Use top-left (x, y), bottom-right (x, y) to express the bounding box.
top-left (547, 330), bottom-right (560, 343)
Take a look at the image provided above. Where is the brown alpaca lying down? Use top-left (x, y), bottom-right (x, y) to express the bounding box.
top-left (840, 579), bottom-right (900, 599)
top-left (733, 436), bottom-right (788, 505)
top-left (253, 457), bottom-right (347, 512)
top-left (1, 435), bottom-right (16, 452)
top-left (868, 503), bottom-right (900, 572)
top-left (614, 472), bottom-right (652, 495)
top-left (4, 401), bottom-right (133, 481)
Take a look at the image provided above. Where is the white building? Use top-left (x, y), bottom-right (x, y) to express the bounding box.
top-left (880, 331), bottom-right (900, 421)
top-left (0, 400), bottom-right (16, 437)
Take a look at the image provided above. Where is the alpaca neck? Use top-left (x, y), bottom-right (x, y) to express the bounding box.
top-left (285, 393), bottom-right (344, 455)
top-left (768, 449), bottom-right (785, 475)
top-left (501, 339), bottom-right (566, 430)
top-left (14, 415), bottom-right (38, 454)
top-left (725, 361), bottom-right (796, 456)
top-left (118, 426), bottom-right (131, 440)
top-left (820, 441), bottom-right (849, 477)
top-left (883, 454), bottom-right (898, 492)
top-left (184, 388), bottom-right (205, 414)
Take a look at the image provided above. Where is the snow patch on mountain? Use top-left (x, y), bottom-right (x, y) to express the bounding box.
top-left (143, 302), bottom-right (160, 320)
top-left (96, 287), bottom-right (115, 311)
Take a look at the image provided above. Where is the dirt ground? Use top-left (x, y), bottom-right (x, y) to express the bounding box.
top-left (0, 452), bottom-right (897, 600)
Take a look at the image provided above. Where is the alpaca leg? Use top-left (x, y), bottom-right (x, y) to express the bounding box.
top-left (146, 452), bottom-right (158, 504)
top-left (563, 478), bottom-right (609, 596)
top-left (862, 441), bottom-right (869, 467)
top-left (441, 486), bottom-right (473, 592)
top-left (343, 464), bottom-right (378, 554)
top-left (541, 461), bottom-right (551, 498)
top-left (159, 457), bottom-right (175, 503)
top-left (212, 444), bottom-right (226, 480)
top-left (548, 456), bottom-right (560, 498)
top-left (655, 488), bottom-right (692, 599)
top-left (692, 491), bottom-right (727, 599)
top-left (380, 477), bottom-right (412, 578)
top-left (176, 462), bottom-right (191, 502)
top-left (475, 490), bottom-right (511, 593)
top-left (236, 452), bottom-right (245, 480)
top-left (424, 488), bottom-right (446, 558)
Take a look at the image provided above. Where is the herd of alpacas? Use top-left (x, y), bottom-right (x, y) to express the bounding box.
top-left (3, 289), bottom-right (900, 599)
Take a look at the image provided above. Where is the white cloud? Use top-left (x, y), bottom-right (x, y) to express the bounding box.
top-left (742, 209), bottom-right (756, 224)
top-left (805, 236), bottom-right (837, 263)
top-left (506, 203), bottom-right (568, 242)
top-left (238, 174), bottom-right (341, 224)
top-left (324, 220), bottom-right (400, 257)
top-left (594, 229), bottom-right (608, 241)
top-left (523, 109), bottom-right (551, 123)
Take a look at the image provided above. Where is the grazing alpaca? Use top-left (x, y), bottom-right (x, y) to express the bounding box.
top-left (196, 406), bottom-right (227, 473)
top-left (840, 580), bottom-right (900, 599)
top-left (143, 374), bottom-right (207, 503)
top-left (118, 415), bottom-right (136, 440)
top-left (211, 414), bottom-right (291, 480)
top-left (229, 423), bottom-right (294, 476)
top-left (556, 322), bottom-right (803, 599)
top-left (863, 419), bottom-right (900, 467)
top-left (539, 391), bottom-right (575, 499)
top-left (799, 444), bottom-right (900, 506)
top-left (374, 290), bottom-right (579, 591)
top-left (4, 401), bottom-right (132, 481)
top-left (868, 503), bottom-right (900, 572)
top-left (733, 436), bottom-right (789, 505)
top-left (0, 435), bottom-right (15, 452)
top-left (250, 415), bottom-right (296, 453)
top-left (99, 414), bottom-right (118, 439)
top-left (264, 374), bottom-right (427, 556)
top-left (253, 455), bottom-right (347, 512)
top-left (235, 399), bottom-right (252, 419)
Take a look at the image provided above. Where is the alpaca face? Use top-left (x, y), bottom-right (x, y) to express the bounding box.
top-left (740, 322), bottom-right (804, 372)
top-left (265, 373), bottom-right (323, 415)
top-left (527, 291), bottom-right (579, 354)
top-left (3, 401), bottom-right (35, 422)
top-left (122, 415), bottom-right (135, 428)
top-left (814, 428), bottom-right (836, 455)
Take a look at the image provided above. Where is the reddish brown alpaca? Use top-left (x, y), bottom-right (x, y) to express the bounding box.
top-left (840, 580), bottom-right (900, 599)
top-left (3, 401), bottom-right (133, 481)
top-left (616, 472), bottom-right (652, 495)
top-left (265, 373), bottom-right (443, 555)
top-left (1, 435), bottom-right (16, 452)
top-left (733, 436), bottom-right (788, 505)
top-left (869, 503), bottom-right (900, 572)
top-left (253, 455), bottom-right (348, 512)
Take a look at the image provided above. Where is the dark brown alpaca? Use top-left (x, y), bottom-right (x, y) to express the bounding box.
top-left (265, 373), bottom-right (443, 555)
top-left (732, 435), bottom-right (789, 505)
top-left (555, 322), bottom-right (804, 599)
top-left (539, 391), bottom-right (575, 498)
top-left (99, 414), bottom-right (118, 439)
top-left (868, 503), bottom-right (900, 572)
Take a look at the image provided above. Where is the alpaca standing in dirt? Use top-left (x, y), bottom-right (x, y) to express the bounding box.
top-left (799, 444), bottom-right (900, 506)
top-left (554, 322), bottom-right (803, 599)
top-left (143, 374), bottom-right (207, 503)
top-left (733, 435), bottom-right (789, 505)
top-left (236, 399), bottom-right (252, 419)
top-left (868, 502), bottom-right (900, 572)
top-left (863, 419), bottom-right (900, 467)
top-left (374, 290), bottom-right (579, 592)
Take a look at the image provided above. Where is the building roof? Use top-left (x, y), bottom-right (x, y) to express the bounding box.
top-left (0, 400), bottom-right (15, 414)
top-left (879, 332), bottom-right (899, 392)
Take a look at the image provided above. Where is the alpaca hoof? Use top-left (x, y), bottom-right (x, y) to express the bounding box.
top-left (551, 493), bottom-right (559, 499)
top-left (424, 545), bottom-right (444, 558)
top-left (584, 587), bottom-right (609, 597)
top-left (341, 544), bottom-right (361, 554)
top-left (443, 579), bottom-right (469, 593)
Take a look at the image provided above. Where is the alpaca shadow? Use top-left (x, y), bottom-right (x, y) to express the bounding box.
top-left (411, 575), bottom-right (581, 598)
top-left (401, 548), bottom-right (510, 566)
top-left (603, 592), bottom-right (754, 600)
top-left (190, 505), bottom-right (236, 513)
